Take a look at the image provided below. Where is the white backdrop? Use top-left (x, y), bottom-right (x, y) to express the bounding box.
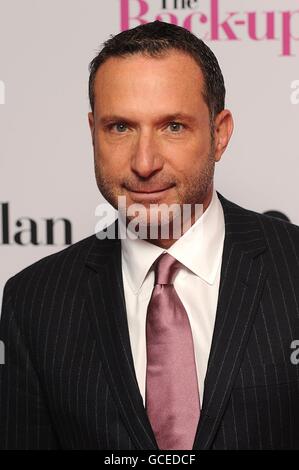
top-left (1, 0), bottom-right (299, 306)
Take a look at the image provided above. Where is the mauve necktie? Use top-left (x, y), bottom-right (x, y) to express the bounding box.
top-left (145, 252), bottom-right (200, 450)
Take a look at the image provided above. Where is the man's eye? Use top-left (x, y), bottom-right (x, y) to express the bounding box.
top-left (111, 123), bottom-right (128, 133)
top-left (168, 122), bottom-right (184, 132)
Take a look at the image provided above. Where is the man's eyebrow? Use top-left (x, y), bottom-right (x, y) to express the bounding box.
top-left (158, 113), bottom-right (197, 124)
top-left (98, 113), bottom-right (197, 125)
top-left (98, 115), bottom-right (134, 125)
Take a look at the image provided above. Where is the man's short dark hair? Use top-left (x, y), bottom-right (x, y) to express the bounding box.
top-left (88, 21), bottom-right (226, 121)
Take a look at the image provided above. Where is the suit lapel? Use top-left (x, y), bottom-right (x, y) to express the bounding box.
top-left (193, 193), bottom-right (269, 450)
top-left (84, 224), bottom-right (158, 450)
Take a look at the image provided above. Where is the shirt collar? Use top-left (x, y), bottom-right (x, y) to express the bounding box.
top-left (121, 189), bottom-right (225, 294)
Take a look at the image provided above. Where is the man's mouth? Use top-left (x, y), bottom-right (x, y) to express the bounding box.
top-left (129, 187), bottom-right (172, 193)
top-left (125, 185), bottom-right (175, 201)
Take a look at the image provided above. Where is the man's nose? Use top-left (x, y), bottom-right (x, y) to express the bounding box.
top-left (130, 130), bottom-right (163, 178)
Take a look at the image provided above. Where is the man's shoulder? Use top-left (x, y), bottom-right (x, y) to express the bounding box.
top-left (219, 193), bottom-right (299, 232)
top-left (219, 193), bottom-right (299, 262)
top-left (3, 232), bottom-right (101, 299)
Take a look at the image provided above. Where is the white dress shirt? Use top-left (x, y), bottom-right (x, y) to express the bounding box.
top-left (120, 189), bottom-right (225, 405)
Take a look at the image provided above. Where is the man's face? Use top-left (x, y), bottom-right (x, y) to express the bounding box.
top-left (89, 50), bottom-right (232, 231)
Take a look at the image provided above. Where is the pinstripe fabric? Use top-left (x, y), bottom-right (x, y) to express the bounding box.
top-left (0, 192), bottom-right (299, 449)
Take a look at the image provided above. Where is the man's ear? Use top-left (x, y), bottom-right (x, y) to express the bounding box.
top-left (213, 109), bottom-right (234, 163)
top-left (88, 112), bottom-right (95, 146)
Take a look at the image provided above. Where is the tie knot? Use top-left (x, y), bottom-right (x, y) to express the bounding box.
top-left (153, 253), bottom-right (181, 285)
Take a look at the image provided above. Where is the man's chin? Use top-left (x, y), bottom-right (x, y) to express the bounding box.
top-left (118, 209), bottom-right (185, 241)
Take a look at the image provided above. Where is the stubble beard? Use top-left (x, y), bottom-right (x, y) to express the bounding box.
top-left (94, 140), bottom-right (216, 236)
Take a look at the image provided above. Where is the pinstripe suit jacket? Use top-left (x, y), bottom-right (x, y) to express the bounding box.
top-left (1, 193), bottom-right (299, 450)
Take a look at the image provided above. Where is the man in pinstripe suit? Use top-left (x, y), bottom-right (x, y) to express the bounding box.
top-left (1, 21), bottom-right (299, 450)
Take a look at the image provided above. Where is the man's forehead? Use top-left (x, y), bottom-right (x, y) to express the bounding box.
top-left (92, 51), bottom-right (207, 119)
top-left (94, 50), bottom-right (204, 82)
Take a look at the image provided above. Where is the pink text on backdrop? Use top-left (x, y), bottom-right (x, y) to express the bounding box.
top-left (120, 0), bottom-right (299, 57)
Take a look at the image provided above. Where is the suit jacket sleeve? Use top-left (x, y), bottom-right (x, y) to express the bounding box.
top-left (0, 278), bottom-right (60, 450)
